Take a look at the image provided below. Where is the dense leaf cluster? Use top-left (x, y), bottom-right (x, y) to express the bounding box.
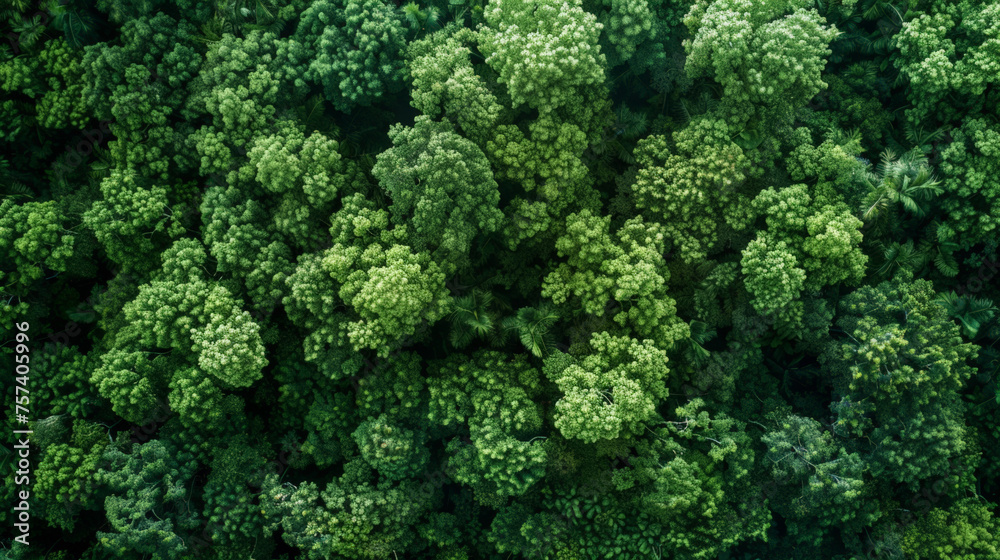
top-left (1, 0), bottom-right (999, 558)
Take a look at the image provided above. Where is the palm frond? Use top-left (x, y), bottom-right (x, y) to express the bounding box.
top-left (2, 180), bottom-right (33, 200)
top-left (904, 123), bottom-right (949, 153)
top-left (875, 240), bottom-right (918, 277)
top-left (297, 94), bottom-right (336, 135)
top-left (448, 289), bottom-right (499, 348)
top-left (502, 303), bottom-right (560, 358)
top-left (12, 13), bottom-right (47, 49)
top-left (933, 250), bottom-right (959, 277)
top-left (935, 291), bottom-right (998, 338)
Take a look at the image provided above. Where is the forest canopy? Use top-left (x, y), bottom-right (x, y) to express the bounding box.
top-left (1, 0), bottom-right (999, 559)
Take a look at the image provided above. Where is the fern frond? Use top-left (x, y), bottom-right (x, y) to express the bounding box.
top-left (904, 123), bottom-right (949, 153)
top-left (934, 251), bottom-right (959, 277)
top-left (2, 180), bottom-right (33, 200)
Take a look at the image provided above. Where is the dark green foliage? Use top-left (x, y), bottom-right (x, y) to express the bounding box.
top-left (4, 0), bottom-right (1000, 558)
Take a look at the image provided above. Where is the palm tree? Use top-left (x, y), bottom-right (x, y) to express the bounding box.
top-left (934, 291), bottom-right (997, 339)
top-left (680, 320), bottom-right (717, 367)
top-left (448, 289), bottom-right (498, 348)
top-left (873, 239), bottom-right (920, 278)
top-left (501, 303), bottom-right (560, 358)
top-left (860, 148), bottom-right (942, 225)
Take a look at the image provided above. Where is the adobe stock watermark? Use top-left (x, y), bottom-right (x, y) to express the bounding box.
top-left (52, 120), bottom-right (114, 182)
top-left (954, 253), bottom-right (999, 297)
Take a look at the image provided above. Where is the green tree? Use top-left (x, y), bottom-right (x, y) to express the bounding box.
top-left (683, 0), bottom-right (839, 126)
top-left (372, 116), bottom-right (503, 272)
top-left (544, 332), bottom-right (670, 443)
top-left (478, 0), bottom-right (607, 114)
top-left (902, 498), bottom-right (1000, 560)
top-left (295, 0), bottom-right (408, 112)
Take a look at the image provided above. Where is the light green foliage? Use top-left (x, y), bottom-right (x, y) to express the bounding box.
top-left (0, 199), bottom-right (75, 291)
top-left (190, 308), bottom-right (269, 387)
top-left (283, 249), bottom-right (355, 375)
top-left (894, 1), bottom-right (1000, 124)
top-left (82, 170), bottom-right (184, 273)
top-left (327, 192), bottom-right (396, 248)
top-left (631, 118), bottom-right (752, 262)
top-left (787, 136), bottom-right (865, 188)
top-left (199, 68), bottom-right (280, 156)
top-left (406, 32), bottom-right (503, 143)
top-left (82, 13), bottom-right (200, 120)
top-left (200, 186), bottom-right (295, 312)
top-left (488, 117), bottom-right (591, 199)
top-left (296, 0), bottom-right (408, 112)
top-left (248, 122), bottom-right (345, 206)
top-left (595, 0), bottom-right (656, 62)
top-left (544, 332), bottom-right (670, 443)
top-left (90, 348), bottom-right (173, 423)
top-left (121, 239), bottom-right (268, 388)
top-left (33, 420), bottom-right (109, 531)
top-left (628, 399), bottom-right (768, 558)
top-left (683, 0), bottom-right (838, 123)
top-left (299, 391), bottom-right (358, 468)
top-left (29, 345), bottom-right (102, 419)
top-left (325, 243), bottom-right (451, 355)
top-left (938, 118), bottom-right (1000, 247)
top-left (428, 352), bottom-right (547, 501)
top-left (427, 350), bottom-right (544, 435)
top-left (740, 233), bottom-right (806, 320)
top-left (830, 279), bottom-right (977, 414)
top-left (102, 62), bottom-right (190, 181)
top-left (488, 116), bottom-right (603, 249)
top-left (902, 498), bottom-right (1000, 560)
top-left (516, 488), bottom-right (667, 558)
top-left (238, 118), bottom-right (366, 252)
top-left (188, 31), bottom-right (306, 120)
top-left (543, 210), bottom-right (688, 347)
top-left (29, 38), bottom-right (88, 129)
top-left (353, 414), bottom-right (430, 480)
top-left (1, 38), bottom-right (88, 129)
top-left (354, 351), bottom-right (426, 423)
top-left (201, 437), bottom-right (269, 548)
top-left (167, 367), bottom-right (227, 428)
top-left (185, 32), bottom-right (310, 180)
top-left (263, 460), bottom-right (431, 559)
top-left (479, 0), bottom-right (607, 113)
top-left (822, 278), bottom-right (979, 489)
top-left (748, 183), bottom-right (867, 293)
top-left (97, 438), bottom-right (200, 559)
top-left (6, 0), bottom-right (1000, 558)
top-left (372, 116), bottom-right (503, 271)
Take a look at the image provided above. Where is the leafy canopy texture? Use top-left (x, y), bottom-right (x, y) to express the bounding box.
top-left (5, 0), bottom-right (1000, 558)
